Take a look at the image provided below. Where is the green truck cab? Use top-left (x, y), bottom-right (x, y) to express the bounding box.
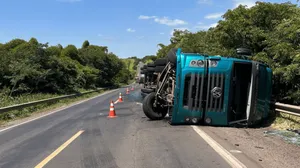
top-left (142, 48), bottom-right (272, 126)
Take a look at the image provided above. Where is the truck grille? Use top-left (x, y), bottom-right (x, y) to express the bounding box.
top-left (205, 73), bottom-right (225, 112)
top-left (183, 73), bottom-right (205, 111)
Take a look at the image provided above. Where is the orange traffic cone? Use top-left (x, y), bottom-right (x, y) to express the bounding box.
top-left (118, 93), bottom-right (123, 102)
top-left (126, 88), bottom-right (130, 94)
top-left (108, 100), bottom-right (117, 118)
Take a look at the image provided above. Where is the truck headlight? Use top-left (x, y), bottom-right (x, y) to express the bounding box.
top-left (205, 117), bottom-right (212, 124)
top-left (197, 60), bottom-right (204, 67)
top-left (192, 117), bottom-right (198, 124)
top-left (210, 60), bottom-right (218, 67)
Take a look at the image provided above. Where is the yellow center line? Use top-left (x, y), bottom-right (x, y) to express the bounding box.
top-left (35, 130), bottom-right (85, 168)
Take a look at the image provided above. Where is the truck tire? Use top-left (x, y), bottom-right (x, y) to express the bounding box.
top-left (155, 58), bottom-right (167, 66)
top-left (147, 67), bottom-right (155, 72)
top-left (147, 62), bottom-right (155, 67)
top-left (141, 92), bottom-right (148, 98)
top-left (236, 48), bottom-right (252, 56)
top-left (143, 92), bottom-right (167, 120)
top-left (141, 88), bottom-right (155, 93)
top-left (167, 48), bottom-right (178, 64)
top-left (155, 66), bottom-right (165, 72)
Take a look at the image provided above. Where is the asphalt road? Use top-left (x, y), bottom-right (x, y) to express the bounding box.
top-left (0, 86), bottom-right (232, 168)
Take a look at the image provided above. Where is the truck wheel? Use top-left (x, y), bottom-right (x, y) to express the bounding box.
top-left (143, 92), bottom-right (167, 120)
top-left (147, 62), bottom-right (155, 67)
top-left (141, 88), bottom-right (155, 93)
top-left (167, 48), bottom-right (178, 64)
top-left (236, 48), bottom-right (252, 56)
top-left (147, 67), bottom-right (155, 72)
top-left (155, 66), bottom-right (165, 72)
top-left (155, 58), bottom-right (167, 66)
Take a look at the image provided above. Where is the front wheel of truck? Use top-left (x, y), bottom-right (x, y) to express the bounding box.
top-left (142, 92), bottom-right (167, 120)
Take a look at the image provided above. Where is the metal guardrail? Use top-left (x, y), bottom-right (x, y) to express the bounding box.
top-left (0, 88), bottom-right (108, 114)
top-left (275, 102), bottom-right (300, 117)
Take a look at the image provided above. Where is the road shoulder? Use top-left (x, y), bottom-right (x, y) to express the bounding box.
top-left (200, 126), bottom-right (300, 168)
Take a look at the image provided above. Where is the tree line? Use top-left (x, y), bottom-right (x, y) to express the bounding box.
top-left (156, 1), bottom-right (300, 104)
top-left (0, 39), bottom-right (131, 96)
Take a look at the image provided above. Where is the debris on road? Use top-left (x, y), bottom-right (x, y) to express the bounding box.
top-left (264, 130), bottom-right (300, 146)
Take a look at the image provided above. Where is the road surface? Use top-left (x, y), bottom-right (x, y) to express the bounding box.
top-left (0, 86), bottom-right (259, 168)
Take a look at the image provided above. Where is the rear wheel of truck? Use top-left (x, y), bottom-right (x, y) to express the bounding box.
top-left (141, 88), bottom-right (155, 93)
top-left (155, 58), bottom-right (167, 66)
top-left (143, 92), bottom-right (167, 120)
top-left (147, 66), bottom-right (155, 72)
top-left (155, 66), bottom-right (165, 72)
top-left (147, 62), bottom-right (155, 67)
top-left (167, 48), bottom-right (178, 64)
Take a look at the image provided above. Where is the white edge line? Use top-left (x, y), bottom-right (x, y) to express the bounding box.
top-left (0, 89), bottom-right (119, 133)
top-left (191, 126), bottom-right (247, 168)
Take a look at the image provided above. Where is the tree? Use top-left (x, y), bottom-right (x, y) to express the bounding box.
top-left (82, 40), bottom-right (90, 49)
top-left (29, 38), bottom-right (39, 46)
top-left (154, 1), bottom-right (300, 104)
top-left (61, 45), bottom-right (82, 63)
top-left (0, 38), bottom-right (131, 95)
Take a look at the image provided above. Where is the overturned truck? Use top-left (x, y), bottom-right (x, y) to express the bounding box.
top-left (142, 48), bottom-right (272, 126)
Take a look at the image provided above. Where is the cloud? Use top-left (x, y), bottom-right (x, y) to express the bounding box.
top-left (97, 34), bottom-right (114, 41)
top-left (194, 23), bottom-right (218, 30)
top-left (197, 0), bottom-right (212, 4)
top-left (233, 0), bottom-right (256, 8)
top-left (170, 27), bottom-right (189, 36)
top-left (138, 15), bottom-right (187, 26)
top-left (138, 15), bottom-right (156, 20)
top-left (160, 32), bottom-right (165, 35)
top-left (137, 36), bottom-right (145, 39)
top-left (210, 23), bottom-right (218, 28)
top-left (154, 17), bottom-right (187, 26)
top-left (204, 13), bottom-right (223, 19)
top-left (127, 28), bottom-right (136, 33)
top-left (57, 0), bottom-right (82, 2)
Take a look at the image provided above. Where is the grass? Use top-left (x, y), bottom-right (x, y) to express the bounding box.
top-left (0, 92), bottom-right (62, 108)
top-left (0, 88), bottom-right (100, 108)
top-left (271, 112), bottom-right (300, 130)
top-left (0, 89), bottom-right (108, 125)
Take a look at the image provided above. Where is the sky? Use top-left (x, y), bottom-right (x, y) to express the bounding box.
top-left (0, 0), bottom-right (298, 58)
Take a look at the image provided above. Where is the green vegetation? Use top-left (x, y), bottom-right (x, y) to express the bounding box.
top-left (0, 89), bottom-right (107, 125)
top-left (121, 55), bottom-right (157, 79)
top-left (141, 55), bottom-right (157, 64)
top-left (0, 39), bottom-right (132, 106)
top-left (156, 1), bottom-right (300, 105)
top-left (272, 113), bottom-right (300, 130)
top-left (122, 58), bottom-right (136, 79)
